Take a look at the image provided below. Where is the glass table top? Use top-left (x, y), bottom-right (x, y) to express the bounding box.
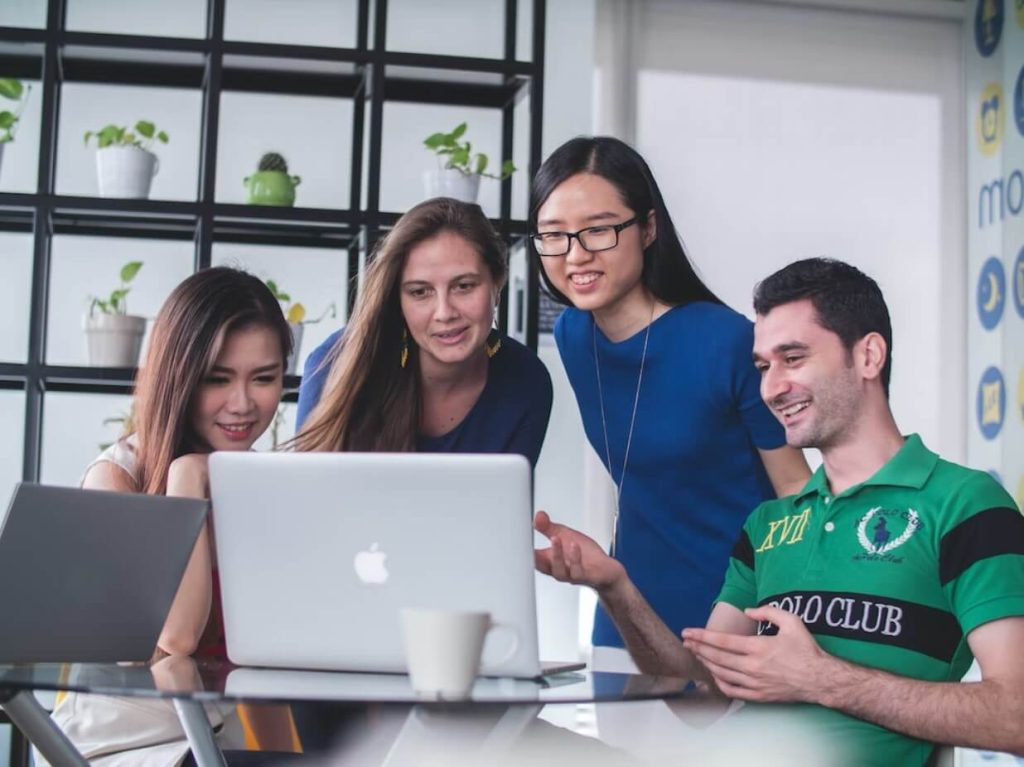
top-left (0, 658), bottom-right (699, 706)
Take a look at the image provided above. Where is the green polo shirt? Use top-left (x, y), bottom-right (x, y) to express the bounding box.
top-left (716, 434), bottom-right (1024, 766)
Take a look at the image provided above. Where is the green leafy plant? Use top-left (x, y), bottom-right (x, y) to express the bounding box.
top-left (0, 78), bottom-right (30, 144)
top-left (89, 261), bottom-right (143, 316)
top-left (424, 122), bottom-right (516, 180)
top-left (99, 404), bottom-right (136, 451)
top-left (83, 120), bottom-right (169, 151)
top-left (264, 278), bottom-right (336, 325)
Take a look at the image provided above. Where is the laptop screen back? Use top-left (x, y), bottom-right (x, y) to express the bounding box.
top-left (209, 452), bottom-right (540, 677)
top-left (0, 483), bottom-right (208, 663)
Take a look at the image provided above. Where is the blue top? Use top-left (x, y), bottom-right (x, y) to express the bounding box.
top-left (296, 330), bottom-right (554, 467)
top-left (555, 303), bottom-right (786, 647)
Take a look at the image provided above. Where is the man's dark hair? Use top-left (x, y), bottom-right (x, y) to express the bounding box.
top-left (753, 258), bottom-right (893, 396)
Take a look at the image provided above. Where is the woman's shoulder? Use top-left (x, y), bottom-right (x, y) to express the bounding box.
top-left (492, 333), bottom-right (551, 376)
top-left (666, 301), bottom-right (753, 347)
top-left (308, 327), bottom-right (345, 362)
top-left (489, 333), bottom-right (553, 395)
top-left (81, 436), bottom-right (140, 488)
top-left (670, 300), bottom-right (752, 333)
top-left (552, 305), bottom-right (586, 336)
top-left (301, 327), bottom-right (345, 380)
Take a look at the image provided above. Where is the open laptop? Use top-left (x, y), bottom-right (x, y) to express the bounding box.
top-left (0, 483), bottom-right (208, 663)
top-left (210, 452), bottom-right (582, 679)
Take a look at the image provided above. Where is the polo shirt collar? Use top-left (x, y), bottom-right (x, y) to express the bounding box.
top-left (792, 433), bottom-right (938, 505)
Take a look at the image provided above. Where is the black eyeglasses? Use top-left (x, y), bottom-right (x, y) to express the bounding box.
top-left (531, 218), bottom-right (638, 257)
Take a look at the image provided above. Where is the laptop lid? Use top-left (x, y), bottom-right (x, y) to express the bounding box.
top-left (0, 483), bottom-right (208, 663)
top-left (209, 452), bottom-right (541, 678)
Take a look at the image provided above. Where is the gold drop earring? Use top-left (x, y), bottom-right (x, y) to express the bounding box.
top-left (400, 327), bottom-right (410, 368)
top-left (486, 301), bottom-right (501, 358)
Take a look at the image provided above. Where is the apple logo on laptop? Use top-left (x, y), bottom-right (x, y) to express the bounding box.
top-left (354, 542), bottom-right (388, 584)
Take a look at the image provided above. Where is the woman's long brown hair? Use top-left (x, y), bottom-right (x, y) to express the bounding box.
top-left (130, 267), bottom-right (292, 495)
top-left (289, 197), bottom-right (507, 453)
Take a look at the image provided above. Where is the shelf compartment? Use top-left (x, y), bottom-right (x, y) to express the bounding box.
top-left (40, 365), bottom-right (137, 395)
top-left (212, 216), bottom-right (361, 250)
top-left (0, 37), bottom-right (44, 80)
top-left (0, 205), bottom-right (35, 234)
top-left (60, 44), bottom-right (206, 88)
top-left (31, 365), bottom-right (301, 397)
top-left (49, 198), bottom-right (200, 241)
top-left (221, 55), bottom-right (365, 98)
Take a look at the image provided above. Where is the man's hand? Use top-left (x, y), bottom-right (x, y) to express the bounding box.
top-left (681, 605), bottom-right (833, 703)
top-left (533, 510), bottom-right (626, 593)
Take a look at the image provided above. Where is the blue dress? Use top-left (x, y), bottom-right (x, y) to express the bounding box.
top-left (296, 330), bottom-right (553, 467)
top-left (555, 303), bottom-right (786, 647)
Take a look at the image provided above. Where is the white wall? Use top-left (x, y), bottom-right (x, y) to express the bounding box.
top-left (596, 0), bottom-right (966, 464)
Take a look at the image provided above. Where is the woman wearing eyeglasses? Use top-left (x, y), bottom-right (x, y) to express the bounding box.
top-left (530, 136), bottom-right (810, 672)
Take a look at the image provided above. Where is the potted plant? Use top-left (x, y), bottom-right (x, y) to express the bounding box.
top-left (423, 122), bottom-right (516, 203)
top-left (264, 278), bottom-right (336, 375)
top-left (244, 152), bottom-right (301, 207)
top-left (83, 261), bottom-right (147, 367)
top-left (0, 78), bottom-right (30, 181)
top-left (84, 120), bottom-right (169, 199)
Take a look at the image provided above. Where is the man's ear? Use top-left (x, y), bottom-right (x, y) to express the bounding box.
top-left (856, 332), bottom-right (888, 383)
top-left (642, 209), bottom-right (657, 249)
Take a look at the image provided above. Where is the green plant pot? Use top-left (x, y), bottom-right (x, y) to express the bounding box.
top-left (244, 170), bottom-right (300, 207)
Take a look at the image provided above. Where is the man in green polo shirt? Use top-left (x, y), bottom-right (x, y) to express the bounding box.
top-left (535, 258), bottom-right (1024, 765)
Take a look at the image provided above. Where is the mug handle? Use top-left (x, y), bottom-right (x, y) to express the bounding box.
top-left (151, 156), bottom-right (160, 176)
top-left (291, 175), bottom-right (302, 186)
top-left (485, 621), bottom-right (520, 668)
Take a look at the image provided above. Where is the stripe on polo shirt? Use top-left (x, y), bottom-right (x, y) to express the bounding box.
top-left (938, 507), bottom-right (1024, 586)
top-left (757, 590), bottom-right (962, 662)
top-left (731, 529), bottom-right (755, 570)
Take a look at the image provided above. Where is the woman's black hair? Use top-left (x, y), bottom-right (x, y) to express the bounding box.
top-left (529, 136), bottom-right (722, 307)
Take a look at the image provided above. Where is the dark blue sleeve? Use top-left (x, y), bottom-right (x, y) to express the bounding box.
top-left (507, 360), bottom-right (553, 468)
top-left (295, 330), bottom-right (342, 430)
top-left (726, 315), bottom-right (786, 450)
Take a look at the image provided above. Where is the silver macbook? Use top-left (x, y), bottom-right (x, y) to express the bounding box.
top-left (0, 483), bottom-right (208, 663)
top-left (209, 452), bottom-right (554, 678)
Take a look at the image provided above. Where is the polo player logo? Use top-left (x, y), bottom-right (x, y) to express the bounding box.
top-left (857, 508), bottom-right (920, 555)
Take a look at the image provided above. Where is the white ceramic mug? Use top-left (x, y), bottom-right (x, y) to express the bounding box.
top-left (399, 608), bottom-right (519, 700)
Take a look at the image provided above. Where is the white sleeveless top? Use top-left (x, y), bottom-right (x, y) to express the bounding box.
top-left (80, 437), bottom-right (140, 488)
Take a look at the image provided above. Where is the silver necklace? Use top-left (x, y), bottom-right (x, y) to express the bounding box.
top-left (593, 310), bottom-right (653, 558)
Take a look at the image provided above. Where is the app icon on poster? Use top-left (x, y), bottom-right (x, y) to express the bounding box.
top-left (977, 366), bottom-right (1006, 440)
top-left (977, 256), bottom-right (1006, 329)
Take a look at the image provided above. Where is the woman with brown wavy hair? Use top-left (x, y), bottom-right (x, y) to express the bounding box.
top-left (293, 197), bottom-right (552, 467)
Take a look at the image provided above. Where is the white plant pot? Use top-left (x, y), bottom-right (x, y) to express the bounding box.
top-left (96, 146), bottom-right (159, 199)
top-left (287, 322), bottom-right (304, 375)
top-left (423, 168), bottom-right (481, 204)
top-left (83, 313), bottom-right (147, 367)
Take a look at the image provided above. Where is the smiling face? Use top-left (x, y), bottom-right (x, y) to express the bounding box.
top-left (399, 230), bottom-right (497, 374)
top-left (535, 173), bottom-right (654, 318)
top-left (188, 324), bottom-right (284, 452)
top-left (753, 299), bottom-right (864, 451)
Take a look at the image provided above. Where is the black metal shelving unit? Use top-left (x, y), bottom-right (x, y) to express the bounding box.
top-left (0, 0), bottom-right (546, 488)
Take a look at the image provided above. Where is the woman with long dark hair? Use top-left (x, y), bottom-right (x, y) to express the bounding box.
top-left (530, 136), bottom-right (810, 669)
top-left (56, 267), bottom-right (298, 764)
top-left (82, 267), bottom-right (292, 656)
top-left (293, 197), bottom-right (552, 466)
